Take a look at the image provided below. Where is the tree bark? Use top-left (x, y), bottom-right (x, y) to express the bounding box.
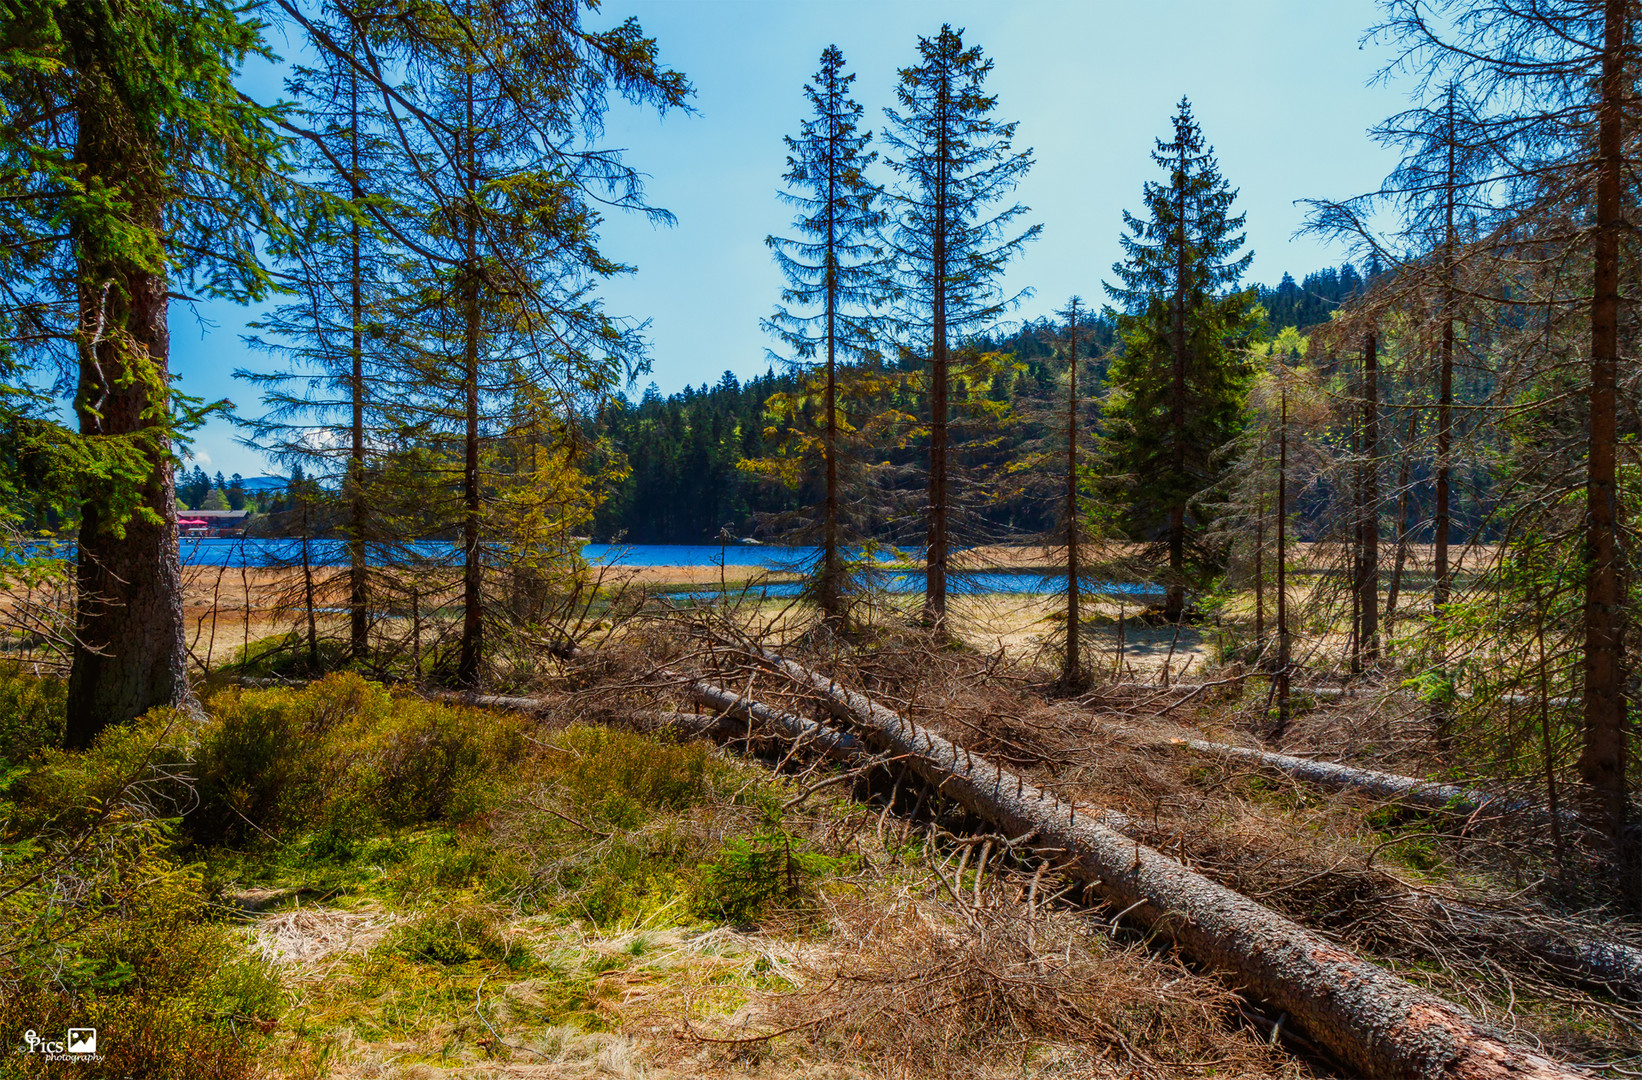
top-left (820, 60), bottom-right (843, 625)
top-left (1275, 380), bottom-right (1291, 734)
top-left (347, 60), bottom-right (369, 661)
top-left (1580, 0), bottom-right (1632, 890)
top-left (1386, 411), bottom-right (1416, 637)
top-left (1063, 301), bottom-right (1082, 686)
top-left (457, 70), bottom-right (484, 688)
top-left (64, 71), bottom-right (194, 748)
top-left (1360, 331), bottom-right (1379, 663)
top-left (924, 66), bottom-right (951, 634)
top-left (1435, 84), bottom-right (1457, 616)
top-left (1166, 138), bottom-right (1189, 624)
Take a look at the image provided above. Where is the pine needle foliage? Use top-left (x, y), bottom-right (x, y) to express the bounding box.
top-left (1102, 97), bottom-right (1259, 622)
top-left (881, 24), bottom-right (1040, 630)
top-left (760, 45), bottom-right (891, 625)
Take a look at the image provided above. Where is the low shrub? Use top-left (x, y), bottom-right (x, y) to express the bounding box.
top-left (546, 725), bottom-right (736, 828)
top-left (1, 715), bottom-right (281, 1080)
top-left (688, 831), bottom-right (840, 927)
top-left (388, 903), bottom-right (524, 968)
top-left (0, 666), bottom-right (65, 764)
top-left (192, 673), bottom-right (528, 842)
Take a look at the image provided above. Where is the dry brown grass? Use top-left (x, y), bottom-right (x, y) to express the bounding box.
top-left (641, 624), bottom-right (1641, 1073)
top-left (731, 891), bottom-right (1306, 1080)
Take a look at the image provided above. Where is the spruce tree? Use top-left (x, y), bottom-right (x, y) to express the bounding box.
top-left (763, 45), bottom-right (888, 625)
top-left (882, 24), bottom-right (1039, 632)
top-left (1102, 98), bottom-right (1257, 623)
top-left (381, 0), bottom-right (689, 687)
top-left (243, 3), bottom-right (399, 663)
top-left (1, 0), bottom-right (285, 745)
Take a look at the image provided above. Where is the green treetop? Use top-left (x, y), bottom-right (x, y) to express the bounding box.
top-left (1102, 97), bottom-right (1259, 622)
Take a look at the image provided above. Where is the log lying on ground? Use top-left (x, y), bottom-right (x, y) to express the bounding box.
top-left (757, 650), bottom-right (1584, 1080)
top-left (1088, 679), bottom-right (1573, 708)
top-left (684, 681), bottom-right (870, 767)
top-left (1163, 735), bottom-right (1504, 815)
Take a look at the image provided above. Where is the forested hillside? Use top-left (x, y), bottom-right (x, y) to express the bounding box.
top-left (594, 266), bottom-right (1361, 543)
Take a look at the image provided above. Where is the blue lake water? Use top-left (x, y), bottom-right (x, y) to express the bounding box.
top-left (170, 540), bottom-right (839, 569)
top-left (32, 539), bottom-right (1160, 597)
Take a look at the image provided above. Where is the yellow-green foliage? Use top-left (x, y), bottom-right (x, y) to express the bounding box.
top-left (388, 903), bottom-right (527, 969)
top-left (193, 673), bottom-right (529, 842)
top-left (2, 672), bottom-right (859, 1076)
top-left (1, 711), bottom-right (279, 1080)
top-left (688, 831), bottom-right (843, 926)
top-left (544, 725), bottom-right (728, 828)
top-left (0, 665), bottom-right (67, 764)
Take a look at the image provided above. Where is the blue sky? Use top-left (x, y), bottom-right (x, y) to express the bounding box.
top-left (174, 0), bottom-right (1407, 479)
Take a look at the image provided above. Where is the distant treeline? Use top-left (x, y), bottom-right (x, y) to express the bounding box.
top-left (591, 265), bottom-right (1367, 544)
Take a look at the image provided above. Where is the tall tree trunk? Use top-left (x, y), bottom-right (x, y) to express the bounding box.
top-left (457, 73), bottom-right (483, 688)
top-left (348, 62), bottom-right (369, 660)
top-left (1580, 0), bottom-right (1631, 890)
top-left (1253, 494), bottom-right (1265, 651)
top-left (1435, 86), bottom-right (1457, 615)
top-left (821, 70), bottom-right (842, 625)
top-left (1275, 378), bottom-right (1291, 735)
top-left (301, 493), bottom-right (319, 670)
top-left (1166, 139), bottom-right (1189, 623)
top-left (1360, 330), bottom-right (1379, 662)
top-left (1385, 411), bottom-right (1416, 636)
top-left (1436, 315), bottom-right (1453, 610)
top-left (1063, 301), bottom-right (1082, 686)
top-left (924, 76), bottom-right (950, 634)
top-left (64, 69), bottom-right (193, 748)
top-left (1351, 407), bottom-right (1362, 675)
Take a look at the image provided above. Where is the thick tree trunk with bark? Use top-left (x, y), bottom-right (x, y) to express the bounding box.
top-left (1581, 0), bottom-right (1633, 890)
top-left (64, 87), bottom-right (193, 748)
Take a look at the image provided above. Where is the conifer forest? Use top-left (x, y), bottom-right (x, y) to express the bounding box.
top-left (7, 3), bottom-right (1642, 1078)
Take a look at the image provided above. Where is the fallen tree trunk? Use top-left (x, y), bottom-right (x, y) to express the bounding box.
top-left (684, 681), bottom-right (870, 767)
top-left (1087, 680), bottom-right (1573, 708)
top-left (756, 651), bottom-right (1585, 1080)
top-left (1165, 736), bottom-right (1506, 816)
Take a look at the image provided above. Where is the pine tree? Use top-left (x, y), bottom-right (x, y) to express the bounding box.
top-left (242, 3), bottom-right (401, 662)
top-left (1374, 0), bottom-right (1641, 894)
top-left (762, 45), bottom-right (888, 625)
top-left (381, 0), bottom-right (689, 687)
top-left (1058, 297), bottom-right (1091, 686)
top-left (2, 0), bottom-right (285, 746)
top-left (882, 24), bottom-right (1039, 632)
top-left (1102, 98), bottom-right (1257, 623)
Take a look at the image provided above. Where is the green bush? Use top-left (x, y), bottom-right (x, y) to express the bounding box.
top-left (8, 707), bottom-right (196, 836)
top-left (688, 831), bottom-right (839, 927)
top-left (548, 726), bottom-right (733, 828)
top-left (388, 903), bottom-right (524, 968)
top-left (1, 718), bottom-right (281, 1080)
top-left (0, 666), bottom-right (65, 764)
top-left (192, 673), bottom-right (528, 841)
